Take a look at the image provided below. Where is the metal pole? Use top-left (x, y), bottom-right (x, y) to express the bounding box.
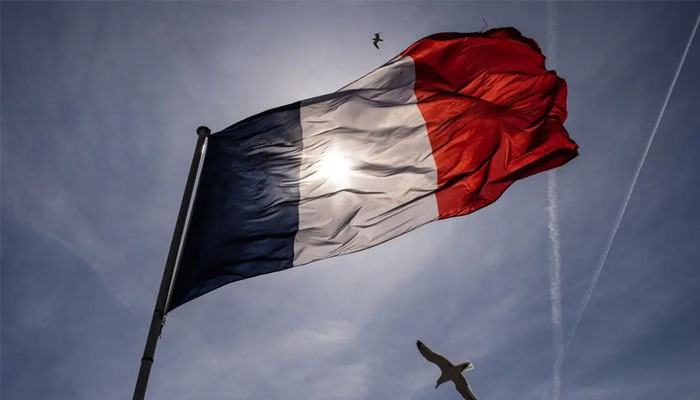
top-left (132, 126), bottom-right (211, 400)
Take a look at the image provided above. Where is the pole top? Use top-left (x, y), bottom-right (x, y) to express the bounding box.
top-left (196, 126), bottom-right (211, 137)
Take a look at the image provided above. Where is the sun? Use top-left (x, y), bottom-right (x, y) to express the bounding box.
top-left (318, 149), bottom-right (353, 184)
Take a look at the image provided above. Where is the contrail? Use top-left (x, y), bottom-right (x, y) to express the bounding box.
top-left (546, 172), bottom-right (563, 400)
top-left (545, 2), bottom-right (563, 400)
top-left (542, 11), bottom-right (700, 399)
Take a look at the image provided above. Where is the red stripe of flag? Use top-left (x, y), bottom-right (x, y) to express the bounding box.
top-left (402, 28), bottom-right (579, 219)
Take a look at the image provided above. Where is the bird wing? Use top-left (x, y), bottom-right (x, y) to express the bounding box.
top-left (453, 375), bottom-right (478, 400)
top-left (416, 341), bottom-right (451, 370)
top-left (373, 41), bottom-right (380, 49)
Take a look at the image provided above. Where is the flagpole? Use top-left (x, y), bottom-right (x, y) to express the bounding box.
top-left (132, 126), bottom-right (211, 400)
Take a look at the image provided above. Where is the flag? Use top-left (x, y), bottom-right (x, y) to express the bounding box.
top-left (168, 27), bottom-right (578, 310)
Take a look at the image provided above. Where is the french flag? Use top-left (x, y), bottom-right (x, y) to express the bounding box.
top-left (169, 27), bottom-right (579, 310)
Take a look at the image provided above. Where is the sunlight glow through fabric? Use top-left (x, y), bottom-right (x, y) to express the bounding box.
top-left (168, 27), bottom-right (579, 310)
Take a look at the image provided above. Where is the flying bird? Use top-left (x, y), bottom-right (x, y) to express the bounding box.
top-left (372, 33), bottom-right (383, 49)
top-left (416, 340), bottom-right (478, 400)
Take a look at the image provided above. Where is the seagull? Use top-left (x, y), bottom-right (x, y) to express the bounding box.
top-left (372, 33), bottom-right (383, 49)
top-left (416, 340), bottom-right (478, 400)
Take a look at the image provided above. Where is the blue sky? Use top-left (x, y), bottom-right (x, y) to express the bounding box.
top-left (2, 1), bottom-right (700, 399)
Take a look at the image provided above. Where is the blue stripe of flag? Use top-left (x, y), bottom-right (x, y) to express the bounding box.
top-left (169, 102), bottom-right (303, 310)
